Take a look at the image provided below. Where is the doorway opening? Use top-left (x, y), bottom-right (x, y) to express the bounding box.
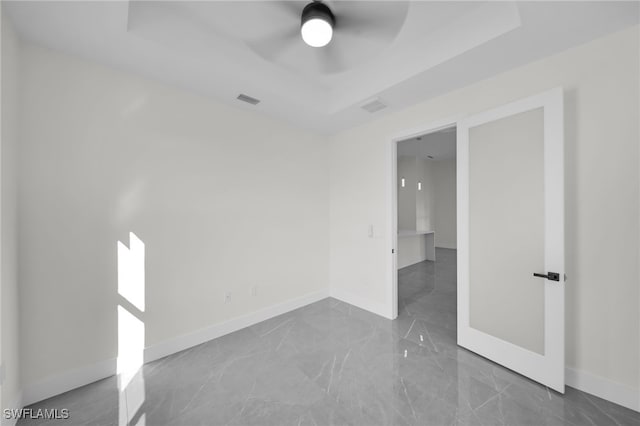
top-left (388, 89), bottom-right (564, 391)
top-left (394, 125), bottom-right (458, 343)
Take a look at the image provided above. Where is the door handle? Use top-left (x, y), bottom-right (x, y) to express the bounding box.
top-left (533, 272), bottom-right (560, 282)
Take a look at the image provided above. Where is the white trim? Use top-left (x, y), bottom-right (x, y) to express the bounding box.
top-left (397, 258), bottom-right (430, 269)
top-left (387, 116), bottom-right (461, 320)
top-left (22, 358), bottom-right (115, 408)
top-left (388, 131), bottom-right (398, 320)
top-left (457, 88), bottom-right (565, 393)
top-left (21, 289), bottom-right (329, 406)
top-left (566, 367), bottom-right (640, 412)
top-left (330, 288), bottom-right (390, 319)
top-left (435, 245), bottom-right (457, 250)
top-left (144, 289), bottom-right (328, 362)
top-left (16, 290), bottom-right (640, 413)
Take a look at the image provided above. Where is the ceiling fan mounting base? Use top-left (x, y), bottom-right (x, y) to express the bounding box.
top-left (301, 2), bottom-right (335, 28)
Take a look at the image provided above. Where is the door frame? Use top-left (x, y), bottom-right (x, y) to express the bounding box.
top-left (387, 116), bottom-right (461, 320)
top-left (457, 87), bottom-right (565, 392)
top-left (386, 88), bottom-right (564, 392)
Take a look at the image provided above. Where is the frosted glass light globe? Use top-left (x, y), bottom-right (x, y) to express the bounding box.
top-left (301, 18), bottom-right (333, 47)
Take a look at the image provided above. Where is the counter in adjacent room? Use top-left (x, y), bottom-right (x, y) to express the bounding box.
top-left (397, 230), bottom-right (435, 268)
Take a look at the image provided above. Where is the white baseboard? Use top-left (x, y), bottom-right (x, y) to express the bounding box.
top-left (398, 257), bottom-right (428, 269)
top-left (566, 366), bottom-right (639, 412)
top-left (330, 288), bottom-right (392, 319)
top-left (21, 289), bottom-right (329, 407)
top-left (1, 391), bottom-right (23, 426)
top-left (19, 290), bottom-right (640, 414)
top-left (144, 289), bottom-right (329, 363)
top-left (22, 358), bottom-right (116, 408)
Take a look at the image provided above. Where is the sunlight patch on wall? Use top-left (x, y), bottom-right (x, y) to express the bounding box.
top-left (117, 232), bottom-right (145, 312)
top-left (117, 232), bottom-right (147, 426)
top-left (117, 306), bottom-right (144, 387)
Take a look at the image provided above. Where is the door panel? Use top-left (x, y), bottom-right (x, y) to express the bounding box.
top-left (469, 108), bottom-right (545, 355)
top-left (457, 89), bottom-right (564, 392)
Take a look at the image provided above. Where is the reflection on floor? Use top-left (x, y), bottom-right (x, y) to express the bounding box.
top-left (19, 248), bottom-right (639, 425)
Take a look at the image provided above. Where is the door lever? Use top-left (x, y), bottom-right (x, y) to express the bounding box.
top-left (533, 272), bottom-right (560, 282)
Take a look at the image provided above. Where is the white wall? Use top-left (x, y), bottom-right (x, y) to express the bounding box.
top-left (398, 155), bottom-right (436, 233)
top-left (1, 9), bottom-right (22, 422)
top-left (397, 156), bottom-right (436, 268)
top-left (17, 43), bottom-right (329, 398)
top-left (433, 159), bottom-right (456, 249)
top-left (329, 26), bottom-right (639, 406)
top-left (397, 156), bottom-right (416, 231)
top-left (416, 158), bottom-right (435, 232)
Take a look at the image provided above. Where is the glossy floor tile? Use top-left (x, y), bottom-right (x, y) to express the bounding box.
top-left (19, 248), bottom-right (640, 425)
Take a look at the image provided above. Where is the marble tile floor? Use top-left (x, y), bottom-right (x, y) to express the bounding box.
top-left (19, 248), bottom-right (640, 425)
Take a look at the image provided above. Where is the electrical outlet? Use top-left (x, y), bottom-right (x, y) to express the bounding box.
top-left (250, 286), bottom-right (257, 297)
top-left (224, 292), bottom-right (231, 303)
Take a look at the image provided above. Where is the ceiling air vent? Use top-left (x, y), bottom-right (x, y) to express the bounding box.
top-left (360, 98), bottom-right (387, 113)
top-left (237, 94), bottom-right (260, 105)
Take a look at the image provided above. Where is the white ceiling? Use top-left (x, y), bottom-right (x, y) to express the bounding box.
top-left (5, 1), bottom-right (639, 135)
top-left (398, 127), bottom-right (456, 161)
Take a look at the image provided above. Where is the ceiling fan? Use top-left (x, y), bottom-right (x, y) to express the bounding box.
top-left (300, 1), bottom-right (335, 47)
top-left (247, 1), bottom-right (409, 74)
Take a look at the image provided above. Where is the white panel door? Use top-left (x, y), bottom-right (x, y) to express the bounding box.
top-left (457, 88), bottom-right (565, 392)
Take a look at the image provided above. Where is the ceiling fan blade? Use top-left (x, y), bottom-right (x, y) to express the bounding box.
top-left (335, 16), bottom-right (400, 41)
top-left (332, 1), bottom-right (409, 42)
top-left (272, 0), bottom-right (306, 18)
top-left (316, 44), bottom-right (348, 74)
top-left (247, 27), bottom-right (300, 61)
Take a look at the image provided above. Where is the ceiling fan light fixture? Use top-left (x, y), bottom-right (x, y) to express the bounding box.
top-left (301, 2), bottom-right (335, 47)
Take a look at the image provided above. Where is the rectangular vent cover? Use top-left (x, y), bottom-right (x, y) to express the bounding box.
top-left (237, 94), bottom-right (260, 105)
top-left (361, 98), bottom-right (387, 113)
